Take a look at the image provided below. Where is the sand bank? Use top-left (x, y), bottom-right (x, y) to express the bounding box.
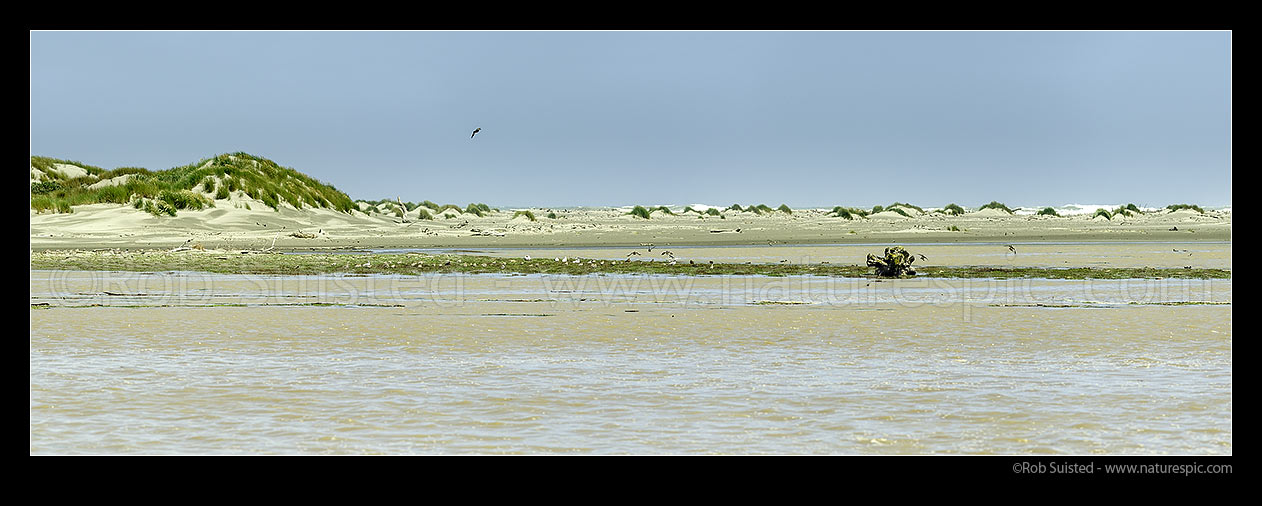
top-left (30, 200), bottom-right (1231, 252)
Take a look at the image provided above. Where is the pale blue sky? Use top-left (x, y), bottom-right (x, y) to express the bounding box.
top-left (30, 31), bottom-right (1231, 208)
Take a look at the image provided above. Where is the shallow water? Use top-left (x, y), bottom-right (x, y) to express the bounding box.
top-left (30, 270), bottom-right (1231, 454)
top-left (371, 241), bottom-right (1233, 270)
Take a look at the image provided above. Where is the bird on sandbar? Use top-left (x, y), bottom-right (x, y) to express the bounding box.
top-left (1006, 245), bottom-right (1018, 255)
top-left (470, 127), bottom-right (481, 139)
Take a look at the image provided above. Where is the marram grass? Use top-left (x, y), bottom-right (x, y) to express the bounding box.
top-left (30, 153), bottom-right (356, 216)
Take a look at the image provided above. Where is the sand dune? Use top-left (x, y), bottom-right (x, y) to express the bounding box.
top-left (30, 195), bottom-right (1232, 251)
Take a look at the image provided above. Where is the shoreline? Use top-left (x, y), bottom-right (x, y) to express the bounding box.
top-left (29, 225), bottom-right (1231, 252)
top-left (30, 249), bottom-right (1232, 280)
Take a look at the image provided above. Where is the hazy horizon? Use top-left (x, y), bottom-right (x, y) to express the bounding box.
top-left (30, 31), bottom-right (1231, 208)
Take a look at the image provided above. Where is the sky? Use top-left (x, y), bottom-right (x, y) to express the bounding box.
top-left (30, 31), bottom-right (1231, 208)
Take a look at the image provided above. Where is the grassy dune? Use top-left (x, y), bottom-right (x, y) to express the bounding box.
top-left (30, 153), bottom-right (356, 216)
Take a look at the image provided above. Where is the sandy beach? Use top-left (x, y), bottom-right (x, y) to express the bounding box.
top-left (29, 200), bottom-right (1232, 253)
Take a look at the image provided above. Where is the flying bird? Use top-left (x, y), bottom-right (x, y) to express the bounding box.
top-left (470, 127), bottom-right (481, 139)
top-left (1007, 245), bottom-right (1018, 255)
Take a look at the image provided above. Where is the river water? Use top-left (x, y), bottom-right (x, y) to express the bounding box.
top-left (30, 267), bottom-right (1231, 454)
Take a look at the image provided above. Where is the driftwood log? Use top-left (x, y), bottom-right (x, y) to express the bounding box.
top-left (867, 246), bottom-right (917, 277)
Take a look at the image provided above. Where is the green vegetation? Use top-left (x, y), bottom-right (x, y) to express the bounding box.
top-left (1166, 204), bottom-right (1205, 214)
top-left (724, 204), bottom-right (777, 214)
top-left (979, 201), bottom-right (1014, 214)
top-left (684, 206), bottom-right (722, 216)
top-left (776, 204), bottom-right (793, 214)
top-left (29, 153), bottom-right (356, 216)
top-left (886, 202), bottom-right (923, 213)
top-left (30, 250), bottom-right (1231, 280)
top-left (546, 211), bottom-right (558, 219)
top-left (1094, 208), bottom-right (1113, 220)
top-left (30, 156), bottom-right (107, 175)
top-left (871, 205), bottom-right (884, 214)
top-left (947, 225), bottom-right (962, 232)
top-left (1037, 207), bottom-right (1060, 217)
top-left (30, 180), bottom-right (62, 194)
top-left (628, 205), bottom-right (652, 219)
top-left (513, 210), bottom-right (537, 221)
top-left (885, 207), bottom-right (911, 217)
top-left (415, 207), bottom-right (434, 220)
top-left (651, 206), bottom-right (675, 216)
top-left (941, 203), bottom-right (965, 216)
top-left (1111, 203), bottom-right (1142, 218)
top-left (828, 206), bottom-right (869, 220)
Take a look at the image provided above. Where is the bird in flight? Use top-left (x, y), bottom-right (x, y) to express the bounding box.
top-left (1007, 245), bottom-right (1018, 255)
top-left (470, 128), bottom-right (481, 139)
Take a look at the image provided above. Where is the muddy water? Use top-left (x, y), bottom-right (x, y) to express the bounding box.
top-left (392, 241), bottom-right (1232, 269)
top-left (30, 270), bottom-right (1231, 454)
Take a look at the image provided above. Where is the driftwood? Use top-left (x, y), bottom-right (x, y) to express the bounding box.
top-left (867, 246), bottom-right (917, 277)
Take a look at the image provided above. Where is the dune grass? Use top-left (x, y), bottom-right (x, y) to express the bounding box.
top-left (1094, 208), bottom-right (1113, 220)
top-left (513, 210), bottom-right (537, 221)
top-left (979, 201), bottom-right (1014, 214)
top-left (776, 204), bottom-right (793, 214)
top-left (546, 211), bottom-right (558, 219)
top-left (628, 205), bottom-right (652, 219)
top-left (829, 206), bottom-right (869, 220)
top-left (1166, 204), bottom-right (1205, 214)
top-left (886, 202), bottom-right (923, 213)
top-left (1112, 203), bottom-right (1143, 218)
top-left (941, 203), bottom-right (965, 216)
top-left (30, 153), bottom-right (356, 216)
top-left (1037, 207), bottom-right (1060, 217)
